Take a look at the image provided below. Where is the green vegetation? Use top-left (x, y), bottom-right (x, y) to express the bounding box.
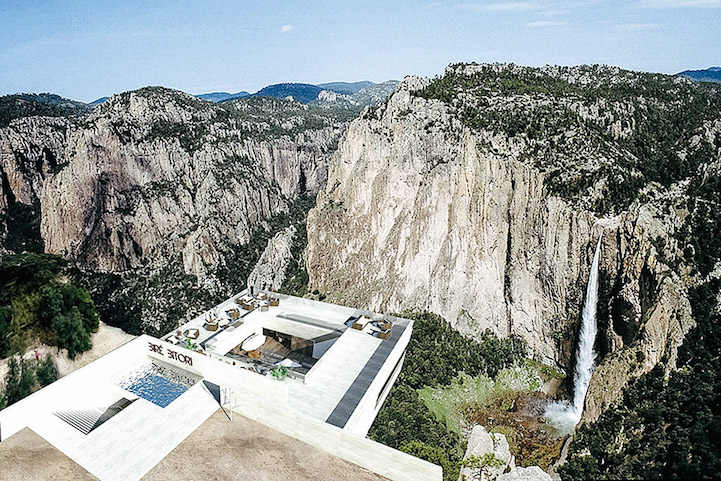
top-left (277, 209), bottom-right (311, 297)
top-left (560, 279), bottom-right (721, 480)
top-left (270, 365), bottom-right (288, 381)
top-left (368, 312), bottom-right (527, 481)
top-left (418, 362), bottom-right (543, 434)
top-left (414, 63), bottom-right (721, 215)
top-left (0, 93), bottom-right (91, 127)
top-left (0, 355), bottom-right (58, 409)
top-left (561, 145), bottom-right (721, 479)
top-left (0, 253), bottom-right (99, 359)
top-left (460, 453), bottom-right (505, 481)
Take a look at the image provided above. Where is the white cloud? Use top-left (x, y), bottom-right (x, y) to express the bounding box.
top-left (280, 24), bottom-right (292, 33)
top-left (527, 20), bottom-right (569, 27)
top-left (639, 0), bottom-right (720, 6)
top-left (619, 22), bottom-right (661, 31)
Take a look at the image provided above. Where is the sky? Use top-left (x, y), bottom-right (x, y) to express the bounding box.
top-left (0, 0), bottom-right (719, 102)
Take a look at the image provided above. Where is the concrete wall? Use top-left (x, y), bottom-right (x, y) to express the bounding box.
top-left (229, 387), bottom-right (443, 481)
top-left (345, 320), bottom-right (413, 436)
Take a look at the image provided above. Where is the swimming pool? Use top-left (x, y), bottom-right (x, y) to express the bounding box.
top-left (117, 362), bottom-right (198, 408)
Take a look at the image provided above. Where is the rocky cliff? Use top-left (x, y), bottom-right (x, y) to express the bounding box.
top-left (306, 64), bottom-right (720, 419)
top-left (0, 88), bottom-right (359, 333)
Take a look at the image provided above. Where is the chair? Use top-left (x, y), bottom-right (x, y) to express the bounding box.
top-left (378, 328), bottom-right (392, 340)
top-left (269, 297), bottom-right (280, 307)
top-left (185, 329), bottom-right (200, 340)
top-left (205, 322), bottom-right (218, 332)
top-left (242, 302), bottom-right (255, 311)
top-left (352, 319), bottom-right (366, 330)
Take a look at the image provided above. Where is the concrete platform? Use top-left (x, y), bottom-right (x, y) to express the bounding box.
top-left (142, 410), bottom-right (387, 481)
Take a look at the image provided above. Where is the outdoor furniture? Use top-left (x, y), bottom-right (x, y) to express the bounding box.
top-left (227, 309), bottom-right (240, 319)
top-left (352, 319), bottom-right (366, 330)
top-left (269, 297), bottom-right (280, 307)
top-left (378, 328), bottom-right (392, 340)
top-left (259, 300), bottom-right (269, 312)
top-left (242, 302), bottom-right (255, 311)
top-left (184, 328), bottom-right (200, 340)
top-left (205, 322), bottom-right (218, 332)
top-left (258, 292), bottom-right (268, 300)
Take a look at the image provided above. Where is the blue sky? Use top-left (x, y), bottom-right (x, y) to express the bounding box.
top-left (0, 0), bottom-right (719, 102)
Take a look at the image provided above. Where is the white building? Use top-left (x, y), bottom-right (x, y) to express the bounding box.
top-left (0, 290), bottom-right (442, 481)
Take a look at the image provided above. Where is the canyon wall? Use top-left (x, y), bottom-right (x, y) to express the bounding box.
top-left (306, 73), bottom-right (699, 417)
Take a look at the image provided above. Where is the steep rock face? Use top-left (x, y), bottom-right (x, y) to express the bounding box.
top-left (307, 80), bottom-right (599, 365)
top-left (584, 202), bottom-right (694, 421)
top-left (33, 89), bottom-right (344, 279)
top-left (247, 225), bottom-right (297, 290)
top-left (306, 68), bottom-right (705, 416)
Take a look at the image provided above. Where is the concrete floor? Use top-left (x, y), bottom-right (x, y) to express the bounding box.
top-left (0, 427), bottom-right (97, 481)
top-left (142, 409), bottom-right (387, 481)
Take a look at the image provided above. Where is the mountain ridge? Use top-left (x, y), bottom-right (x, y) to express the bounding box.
top-left (678, 66), bottom-right (721, 83)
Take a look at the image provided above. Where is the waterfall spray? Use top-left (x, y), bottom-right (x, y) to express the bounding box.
top-left (545, 234), bottom-right (603, 435)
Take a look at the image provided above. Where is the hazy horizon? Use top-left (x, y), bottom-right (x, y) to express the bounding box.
top-left (1, 0), bottom-right (720, 103)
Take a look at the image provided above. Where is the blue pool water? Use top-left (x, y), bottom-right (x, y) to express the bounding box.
top-left (117, 362), bottom-right (197, 408)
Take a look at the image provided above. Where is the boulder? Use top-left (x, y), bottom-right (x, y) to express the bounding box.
top-left (497, 466), bottom-right (553, 481)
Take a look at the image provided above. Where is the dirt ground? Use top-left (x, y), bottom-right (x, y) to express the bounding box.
top-left (142, 410), bottom-right (388, 481)
top-left (0, 321), bottom-right (135, 380)
top-left (0, 427), bottom-right (98, 480)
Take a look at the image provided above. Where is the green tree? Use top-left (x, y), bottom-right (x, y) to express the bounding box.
top-left (36, 356), bottom-right (57, 387)
top-left (461, 453), bottom-right (505, 481)
top-left (52, 308), bottom-right (91, 359)
top-left (0, 306), bottom-right (12, 357)
top-left (3, 356), bottom-right (36, 406)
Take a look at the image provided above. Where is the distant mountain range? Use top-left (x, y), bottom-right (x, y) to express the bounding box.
top-left (200, 81), bottom-right (382, 104)
top-left (87, 80), bottom-right (388, 105)
top-left (678, 66), bottom-right (721, 83)
top-left (196, 91), bottom-right (250, 103)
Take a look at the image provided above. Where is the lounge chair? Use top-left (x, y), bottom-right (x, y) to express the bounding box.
top-left (378, 328), bottom-right (392, 340)
top-left (242, 302), bottom-right (255, 311)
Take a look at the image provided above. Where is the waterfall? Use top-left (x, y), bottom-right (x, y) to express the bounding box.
top-left (545, 234), bottom-right (603, 435)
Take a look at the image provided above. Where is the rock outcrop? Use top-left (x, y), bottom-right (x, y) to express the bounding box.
top-left (307, 78), bottom-right (598, 365)
top-left (497, 466), bottom-right (552, 481)
top-left (306, 65), bottom-right (711, 418)
top-left (247, 226), bottom-right (297, 291)
top-left (0, 88), bottom-right (358, 333)
top-left (459, 425), bottom-right (514, 481)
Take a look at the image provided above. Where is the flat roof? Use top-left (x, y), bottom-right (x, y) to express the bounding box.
top-left (170, 289), bottom-right (412, 428)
